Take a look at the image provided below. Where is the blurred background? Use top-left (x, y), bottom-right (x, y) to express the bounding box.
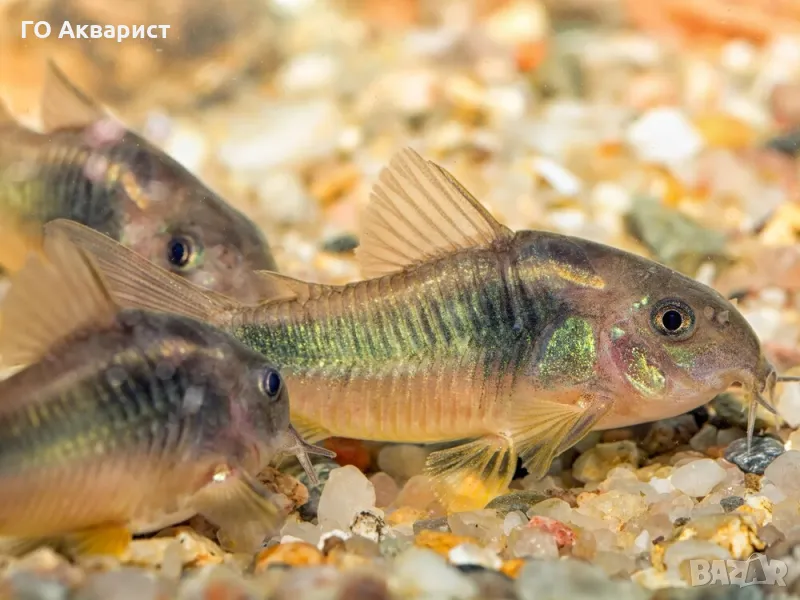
top-left (2, 0), bottom-right (800, 387)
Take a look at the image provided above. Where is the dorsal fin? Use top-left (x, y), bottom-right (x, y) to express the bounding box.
top-left (355, 147), bottom-right (514, 278)
top-left (0, 226), bottom-right (118, 368)
top-left (40, 60), bottom-right (107, 133)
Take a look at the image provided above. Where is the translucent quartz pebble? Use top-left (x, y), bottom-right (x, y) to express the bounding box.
top-left (516, 558), bottom-right (650, 600)
top-left (670, 459), bottom-right (726, 496)
top-left (318, 466), bottom-right (376, 531)
top-left (765, 450), bottom-right (800, 496)
top-left (377, 445), bottom-right (429, 481)
top-left (509, 528), bottom-right (559, 559)
top-left (389, 548), bottom-right (477, 599)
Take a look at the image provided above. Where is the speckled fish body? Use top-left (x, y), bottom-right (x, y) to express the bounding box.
top-left (0, 61), bottom-right (276, 302)
top-left (54, 148), bottom-right (779, 511)
top-left (0, 231), bottom-right (329, 557)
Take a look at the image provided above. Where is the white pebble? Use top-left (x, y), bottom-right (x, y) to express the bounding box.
top-left (511, 528), bottom-right (559, 559)
top-left (448, 543), bottom-right (502, 570)
top-left (390, 548), bottom-right (477, 598)
top-left (626, 107), bottom-right (704, 166)
top-left (256, 171), bottom-right (316, 225)
top-left (765, 450), bottom-right (800, 496)
top-left (503, 511), bottom-right (528, 535)
top-left (648, 477), bottom-right (674, 495)
top-left (531, 156), bottom-right (583, 196)
top-left (721, 40), bottom-right (757, 74)
top-left (633, 530), bottom-right (651, 553)
top-left (777, 384), bottom-right (800, 428)
top-left (670, 459), bottom-right (727, 497)
top-left (663, 540), bottom-right (731, 574)
top-left (318, 466), bottom-right (376, 531)
top-left (276, 52), bottom-right (340, 94)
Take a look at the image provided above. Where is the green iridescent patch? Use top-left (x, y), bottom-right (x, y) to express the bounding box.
top-left (539, 317), bottom-right (596, 385)
top-left (625, 347), bottom-right (666, 397)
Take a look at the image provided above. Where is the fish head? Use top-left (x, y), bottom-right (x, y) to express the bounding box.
top-left (587, 244), bottom-right (773, 418)
top-left (116, 136), bottom-right (278, 302)
top-left (168, 317), bottom-right (291, 467)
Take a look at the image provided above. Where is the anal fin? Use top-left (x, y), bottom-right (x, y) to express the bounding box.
top-left (192, 466), bottom-right (285, 553)
top-left (0, 524), bottom-right (131, 558)
top-left (62, 524), bottom-right (132, 558)
top-left (424, 435), bottom-right (517, 512)
top-left (510, 394), bottom-right (613, 480)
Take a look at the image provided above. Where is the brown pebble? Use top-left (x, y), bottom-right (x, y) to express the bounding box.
top-left (258, 467), bottom-right (309, 511)
top-left (414, 530), bottom-right (479, 557)
top-left (321, 535), bottom-right (348, 556)
top-left (336, 573), bottom-right (390, 600)
top-left (253, 542), bottom-right (323, 572)
top-left (744, 472), bottom-right (762, 492)
top-left (601, 428), bottom-right (635, 442)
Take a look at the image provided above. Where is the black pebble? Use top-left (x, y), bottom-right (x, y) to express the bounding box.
top-left (321, 233), bottom-right (359, 253)
top-left (724, 437), bottom-right (784, 475)
top-left (720, 496), bottom-right (745, 513)
top-left (765, 130), bottom-right (800, 156)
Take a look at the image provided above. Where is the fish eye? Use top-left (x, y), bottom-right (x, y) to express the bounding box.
top-left (260, 369), bottom-right (282, 398)
top-left (651, 299), bottom-right (695, 340)
top-left (166, 235), bottom-right (196, 269)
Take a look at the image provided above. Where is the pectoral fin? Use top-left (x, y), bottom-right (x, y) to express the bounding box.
top-left (509, 395), bottom-right (613, 480)
top-left (192, 467), bottom-right (285, 552)
top-left (290, 414), bottom-right (333, 447)
top-left (424, 434), bottom-right (517, 512)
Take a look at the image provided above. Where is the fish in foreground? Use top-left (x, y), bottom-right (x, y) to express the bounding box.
top-left (0, 60), bottom-right (277, 302)
top-left (51, 148), bottom-right (795, 512)
top-left (0, 230), bottom-right (331, 558)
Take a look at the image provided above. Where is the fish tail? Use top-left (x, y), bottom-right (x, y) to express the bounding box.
top-left (44, 219), bottom-right (238, 324)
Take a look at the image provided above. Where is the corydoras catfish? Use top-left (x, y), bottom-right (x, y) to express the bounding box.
top-left (0, 61), bottom-right (277, 302)
top-left (0, 230), bottom-right (330, 557)
top-left (51, 148), bottom-right (789, 512)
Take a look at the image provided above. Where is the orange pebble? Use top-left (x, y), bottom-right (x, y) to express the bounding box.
top-left (516, 40), bottom-right (547, 72)
top-left (414, 530), bottom-right (480, 557)
top-left (326, 437), bottom-right (372, 471)
top-left (253, 542), bottom-right (323, 572)
top-left (694, 114), bottom-right (756, 150)
top-left (387, 506), bottom-right (429, 526)
top-left (501, 558), bottom-right (527, 579)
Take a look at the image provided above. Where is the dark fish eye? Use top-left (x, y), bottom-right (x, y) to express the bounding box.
top-left (166, 235), bottom-right (195, 269)
top-left (260, 369), bottom-right (282, 398)
top-left (651, 299), bottom-right (695, 340)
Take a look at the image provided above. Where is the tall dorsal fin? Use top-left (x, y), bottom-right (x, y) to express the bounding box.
top-left (0, 226), bottom-right (118, 368)
top-left (355, 147), bottom-right (514, 278)
top-left (40, 60), bottom-right (107, 133)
